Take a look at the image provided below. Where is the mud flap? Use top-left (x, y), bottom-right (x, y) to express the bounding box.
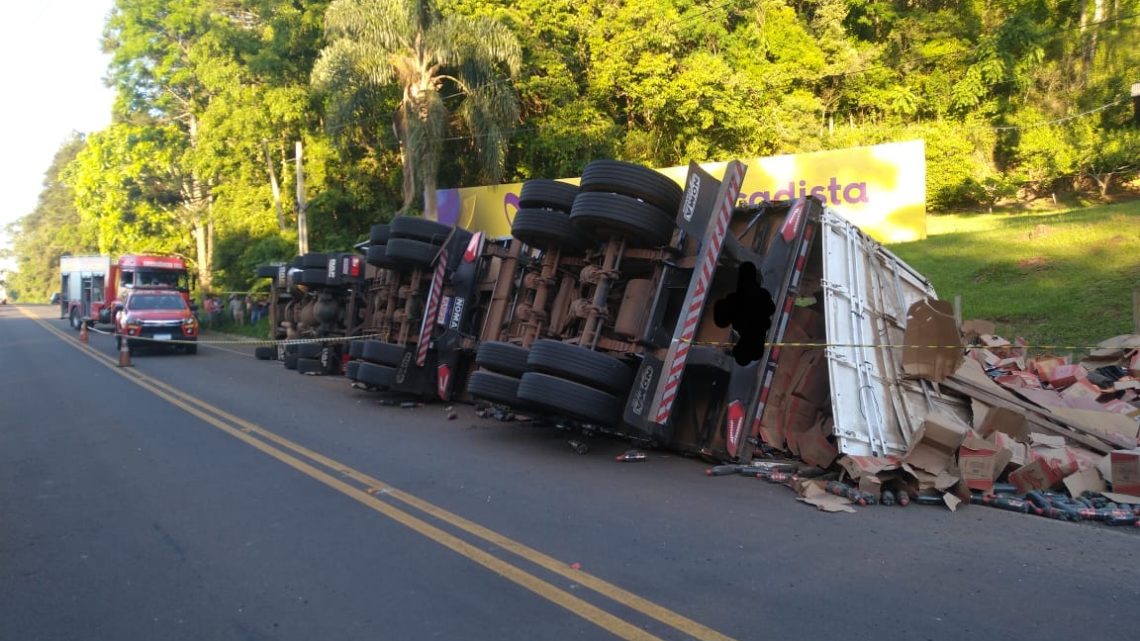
top-left (623, 355), bottom-right (665, 441)
top-left (391, 347), bottom-right (441, 398)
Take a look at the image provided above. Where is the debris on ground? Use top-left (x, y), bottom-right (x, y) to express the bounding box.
top-left (615, 450), bottom-right (648, 462)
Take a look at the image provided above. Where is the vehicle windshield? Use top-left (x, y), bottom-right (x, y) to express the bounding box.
top-left (128, 294), bottom-right (187, 311)
top-left (127, 269), bottom-right (190, 290)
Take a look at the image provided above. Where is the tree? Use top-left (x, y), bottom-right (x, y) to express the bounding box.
top-left (312, 0), bottom-right (521, 220)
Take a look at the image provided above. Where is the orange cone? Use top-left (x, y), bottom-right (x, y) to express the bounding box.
top-left (79, 320), bottom-right (89, 344)
top-left (118, 337), bottom-right (132, 367)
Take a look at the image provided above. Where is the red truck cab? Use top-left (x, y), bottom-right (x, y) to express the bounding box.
top-left (114, 288), bottom-right (199, 354)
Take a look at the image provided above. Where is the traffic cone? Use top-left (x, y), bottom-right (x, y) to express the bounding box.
top-left (79, 320), bottom-right (89, 344)
top-left (118, 337), bottom-right (132, 368)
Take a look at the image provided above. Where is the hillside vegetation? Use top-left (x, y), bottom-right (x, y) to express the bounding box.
top-left (892, 200), bottom-right (1140, 349)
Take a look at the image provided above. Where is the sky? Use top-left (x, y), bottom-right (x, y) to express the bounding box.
top-left (0, 0), bottom-right (117, 267)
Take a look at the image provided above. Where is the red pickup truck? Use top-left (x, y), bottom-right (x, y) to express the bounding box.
top-left (114, 289), bottom-right (199, 354)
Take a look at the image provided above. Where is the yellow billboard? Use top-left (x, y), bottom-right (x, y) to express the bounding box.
top-left (436, 140), bottom-right (926, 244)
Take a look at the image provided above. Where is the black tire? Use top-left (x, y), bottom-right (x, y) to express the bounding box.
top-left (255, 265), bottom-right (278, 278)
top-left (510, 209), bottom-right (592, 253)
top-left (570, 191), bottom-right (675, 248)
top-left (390, 216), bottom-right (451, 244)
top-left (300, 253), bottom-right (330, 269)
top-left (283, 354), bottom-right (299, 369)
top-left (579, 159), bottom-right (684, 215)
top-left (370, 223), bottom-right (391, 245)
top-left (526, 340), bottom-right (634, 395)
top-left (475, 342), bottom-right (530, 377)
top-left (297, 357), bottom-right (324, 374)
top-left (356, 362), bottom-right (396, 388)
top-left (366, 244), bottom-right (397, 269)
top-left (254, 346), bottom-right (276, 360)
top-left (361, 340), bottom-right (405, 366)
top-left (297, 342), bottom-right (323, 359)
top-left (284, 343), bottom-right (299, 355)
top-left (345, 360), bottom-right (361, 381)
top-left (466, 371), bottom-right (522, 406)
top-left (384, 238), bottom-right (439, 268)
top-left (300, 268), bottom-right (327, 287)
top-left (70, 308), bottom-right (81, 330)
top-left (349, 339), bottom-right (365, 359)
top-left (519, 179), bottom-right (578, 212)
top-left (517, 372), bottom-right (622, 425)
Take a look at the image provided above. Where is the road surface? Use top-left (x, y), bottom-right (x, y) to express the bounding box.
top-left (2, 304), bottom-right (1137, 641)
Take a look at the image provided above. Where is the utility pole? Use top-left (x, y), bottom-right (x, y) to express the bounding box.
top-left (296, 140), bottom-right (308, 255)
top-left (1132, 82), bottom-right (1139, 127)
top-left (262, 140), bottom-right (286, 231)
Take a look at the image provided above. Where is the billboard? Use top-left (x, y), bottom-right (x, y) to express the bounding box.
top-left (435, 139), bottom-right (926, 244)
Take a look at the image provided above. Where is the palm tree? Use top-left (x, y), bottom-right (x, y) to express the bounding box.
top-left (313, 0), bottom-right (521, 220)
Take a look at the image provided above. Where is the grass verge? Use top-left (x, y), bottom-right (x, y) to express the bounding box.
top-left (890, 199), bottom-right (1140, 351)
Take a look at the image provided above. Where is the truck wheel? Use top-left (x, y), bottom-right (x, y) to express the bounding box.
top-left (517, 372), bottom-right (622, 425)
top-left (70, 308), bottom-right (81, 330)
top-left (526, 339), bottom-right (634, 395)
top-left (475, 342), bottom-right (530, 378)
top-left (361, 340), bottom-right (405, 367)
top-left (300, 253), bottom-right (330, 269)
top-left (519, 179), bottom-right (578, 212)
top-left (300, 268), bottom-right (327, 287)
top-left (254, 346), bottom-right (277, 360)
top-left (466, 371), bottom-right (522, 406)
top-left (349, 339), bottom-right (365, 359)
top-left (366, 244), bottom-right (396, 268)
top-left (297, 357), bottom-right (324, 374)
top-left (570, 192), bottom-right (676, 248)
top-left (370, 223), bottom-right (391, 245)
top-left (345, 360), bottom-right (361, 381)
top-left (283, 354), bottom-right (299, 369)
top-left (356, 362), bottom-right (396, 388)
top-left (390, 216), bottom-right (451, 245)
top-left (385, 238), bottom-right (439, 268)
top-left (297, 342), bottom-right (323, 359)
top-left (510, 209), bottom-right (592, 253)
top-left (579, 159), bottom-right (684, 216)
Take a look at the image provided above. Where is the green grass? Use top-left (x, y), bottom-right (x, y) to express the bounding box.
top-left (891, 199), bottom-right (1140, 351)
top-left (199, 316), bottom-right (271, 340)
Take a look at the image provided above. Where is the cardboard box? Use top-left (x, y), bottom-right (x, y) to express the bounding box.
top-left (1009, 458), bottom-right (1068, 493)
top-left (1129, 350), bottom-right (1140, 378)
top-left (757, 391), bottom-right (787, 449)
top-left (980, 334), bottom-right (1011, 350)
top-left (1110, 450), bottom-right (1140, 495)
top-left (788, 350), bottom-right (829, 406)
top-left (782, 394), bottom-right (819, 437)
top-left (1060, 379), bottom-right (1104, 403)
top-left (904, 411), bottom-right (969, 474)
top-left (961, 319), bottom-right (996, 344)
top-left (798, 418), bottom-right (838, 469)
top-left (959, 433), bottom-right (1012, 493)
top-left (1029, 355), bottom-right (1067, 381)
top-left (977, 406), bottom-right (1028, 442)
top-left (995, 371), bottom-right (1042, 390)
top-left (1051, 408), bottom-right (1140, 443)
top-left (1063, 466), bottom-right (1106, 498)
top-left (837, 455), bottom-right (900, 480)
top-left (1048, 364), bottom-right (1087, 389)
top-left (995, 356), bottom-right (1026, 371)
top-left (902, 299), bottom-right (963, 383)
top-left (994, 432), bottom-right (1029, 468)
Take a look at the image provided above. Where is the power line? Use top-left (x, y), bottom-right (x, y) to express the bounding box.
top-left (992, 96), bottom-right (1130, 131)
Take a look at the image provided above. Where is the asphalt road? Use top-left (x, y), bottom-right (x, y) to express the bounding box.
top-left (2, 303), bottom-right (1138, 641)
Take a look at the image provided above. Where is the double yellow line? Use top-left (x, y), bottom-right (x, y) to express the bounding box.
top-left (20, 307), bottom-right (738, 641)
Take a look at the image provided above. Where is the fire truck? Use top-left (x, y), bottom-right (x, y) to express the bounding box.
top-left (59, 254), bottom-right (192, 329)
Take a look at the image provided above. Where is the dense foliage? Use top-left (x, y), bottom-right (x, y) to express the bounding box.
top-left (5, 0), bottom-right (1138, 300)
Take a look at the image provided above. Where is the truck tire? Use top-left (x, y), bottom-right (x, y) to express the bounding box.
top-left (345, 359), bottom-right (361, 380)
top-left (370, 223), bottom-right (391, 245)
top-left (510, 209), bottom-right (591, 253)
top-left (297, 342), bottom-right (323, 358)
top-left (466, 371), bottom-right (522, 406)
top-left (517, 372), bottom-right (622, 425)
top-left (300, 253), bottom-right (330, 269)
top-left (356, 362), bottom-right (396, 388)
top-left (366, 244), bottom-right (397, 269)
top-left (349, 339), bottom-right (365, 359)
top-left (390, 216), bottom-right (451, 245)
top-left (475, 342), bottom-right (529, 378)
top-left (70, 308), bottom-right (81, 330)
top-left (526, 339), bottom-right (634, 395)
top-left (254, 346), bottom-right (276, 360)
top-left (570, 192), bottom-right (676, 248)
top-left (519, 179), bottom-right (578, 212)
top-left (300, 268), bottom-right (327, 286)
top-left (361, 340), bottom-right (405, 367)
top-left (255, 265), bottom-right (278, 278)
top-left (385, 238), bottom-right (439, 269)
top-left (579, 159), bottom-right (683, 216)
top-left (283, 353), bottom-right (299, 369)
top-left (297, 357), bottom-right (324, 374)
